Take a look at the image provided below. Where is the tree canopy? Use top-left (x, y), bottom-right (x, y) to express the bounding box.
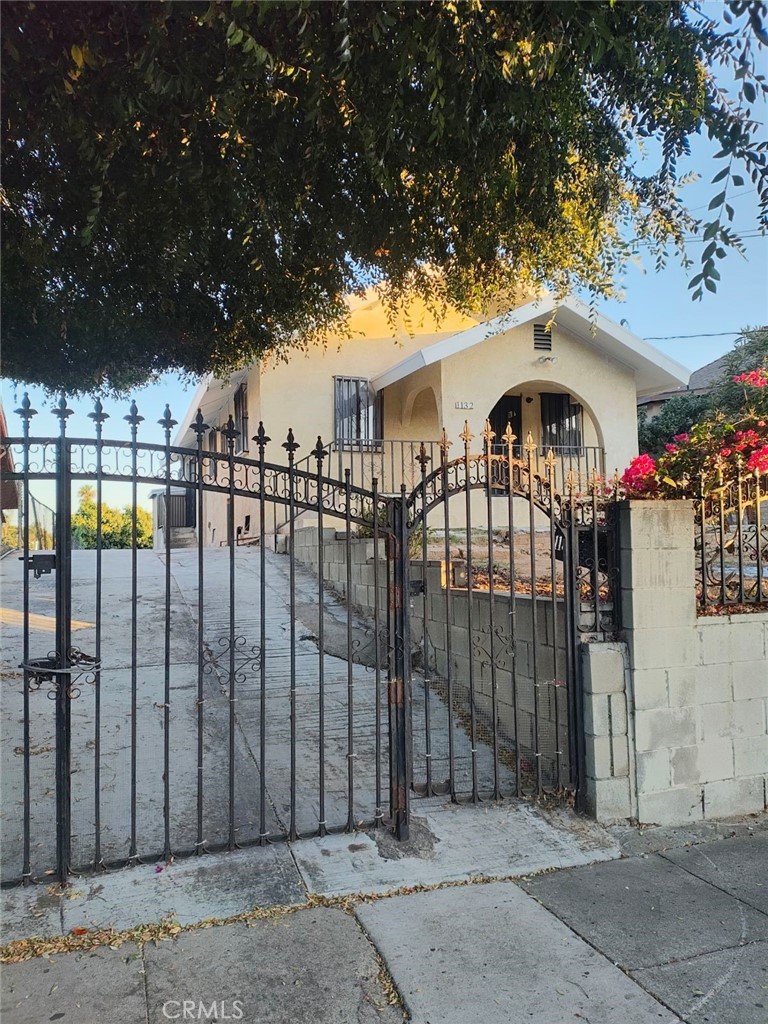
top-left (2, 1), bottom-right (767, 393)
top-left (71, 485), bottom-right (153, 549)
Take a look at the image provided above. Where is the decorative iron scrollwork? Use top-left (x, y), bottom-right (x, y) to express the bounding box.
top-left (19, 647), bottom-right (99, 699)
top-left (471, 625), bottom-right (516, 672)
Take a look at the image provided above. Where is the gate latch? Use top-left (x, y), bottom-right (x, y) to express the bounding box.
top-left (20, 552), bottom-right (56, 578)
top-left (409, 579), bottom-right (425, 596)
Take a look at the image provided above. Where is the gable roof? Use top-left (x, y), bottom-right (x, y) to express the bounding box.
top-left (370, 294), bottom-right (690, 397)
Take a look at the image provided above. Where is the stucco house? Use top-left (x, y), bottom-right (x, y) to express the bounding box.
top-left (174, 291), bottom-right (689, 545)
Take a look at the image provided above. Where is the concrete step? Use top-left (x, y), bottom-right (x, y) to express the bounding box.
top-left (168, 527), bottom-right (197, 549)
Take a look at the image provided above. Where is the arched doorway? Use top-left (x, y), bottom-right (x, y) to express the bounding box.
top-left (487, 383), bottom-right (604, 488)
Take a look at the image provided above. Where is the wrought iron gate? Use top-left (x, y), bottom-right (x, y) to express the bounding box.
top-left (0, 398), bottom-right (619, 885)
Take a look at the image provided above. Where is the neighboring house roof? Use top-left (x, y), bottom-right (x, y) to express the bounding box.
top-left (636, 352), bottom-right (731, 407)
top-left (687, 352), bottom-right (730, 391)
top-left (370, 294), bottom-right (690, 397)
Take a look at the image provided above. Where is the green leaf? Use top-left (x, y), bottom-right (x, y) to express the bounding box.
top-left (744, 81), bottom-right (756, 103)
top-left (71, 44), bottom-right (84, 68)
top-left (708, 191), bottom-right (726, 210)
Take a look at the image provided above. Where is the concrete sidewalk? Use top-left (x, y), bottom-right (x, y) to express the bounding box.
top-left (2, 818), bottom-right (766, 1024)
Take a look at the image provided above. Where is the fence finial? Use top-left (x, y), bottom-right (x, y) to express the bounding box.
top-left (482, 419), bottom-right (495, 450)
top-left (158, 404), bottom-right (178, 441)
top-left (311, 436), bottom-right (327, 464)
top-left (282, 427), bottom-right (299, 462)
top-left (88, 398), bottom-right (109, 435)
top-left (415, 442), bottom-right (431, 470)
top-left (124, 400), bottom-right (144, 434)
top-left (502, 423), bottom-right (516, 450)
top-left (15, 393), bottom-right (37, 425)
top-left (220, 414), bottom-right (239, 452)
top-left (253, 421), bottom-right (270, 455)
top-left (191, 408), bottom-right (209, 440)
top-left (53, 394), bottom-right (74, 432)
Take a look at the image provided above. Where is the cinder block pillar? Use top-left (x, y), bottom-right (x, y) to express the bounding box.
top-left (581, 641), bottom-right (633, 821)
top-left (619, 500), bottom-right (704, 824)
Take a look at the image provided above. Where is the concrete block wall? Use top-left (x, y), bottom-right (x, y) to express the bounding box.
top-left (581, 642), bottom-right (633, 822)
top-left (292, 526), bottom-right (388, 614)
top-left (294, 507), bottom-right (768, 827)
top-left (619, 500), bottom-right (768, 825)
top-left (292, 527), bottom-right (568, 784)
top-left (409, 574), bottom-right (569, 784)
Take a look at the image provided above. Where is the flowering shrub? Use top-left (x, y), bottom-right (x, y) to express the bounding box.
top-left (623, 370), bottom-right (768, 498)
top-left (620, 453), bottom-right (658, 495)
top-left (733, 368), bottom-right (768, 389)
top-left (747, 445), bottom-right (768, 475)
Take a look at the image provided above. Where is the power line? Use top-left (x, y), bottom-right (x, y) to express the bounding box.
top-left (687, 187), bottom-right (757, 212)
top-left (644, 330), bottom-right (748, 340)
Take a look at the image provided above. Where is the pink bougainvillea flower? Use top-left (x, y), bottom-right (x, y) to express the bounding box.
top-left (746, 445), bottom-right (768, 474)
top-left (673, 433), bottom-right (689, 443)
top-left (733, 369), bottom-right (768, 388)
top-left (621, 453), bottom-right (658, 495)
top-left (720, 447), bottom-right (732, 458)
top-left (665, 443), bottom-right (678, 453)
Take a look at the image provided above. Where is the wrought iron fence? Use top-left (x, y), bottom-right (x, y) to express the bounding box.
top-left (0, 397), bottom-right (620, 885)
top-left (695, 466), bottom-right (768, 610)
top-left (404, 425), bottom-right (620, 805)
top-left (274, 438), bottom-right (605, 539)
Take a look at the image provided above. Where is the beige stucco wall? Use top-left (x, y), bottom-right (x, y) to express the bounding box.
top-left (199, 297), bottom-right (472, 542)
top-left (434, 321), bottom-right (637, 475)
top-left (258, 297), bottom-right (473, 452)
top-left (195, 301), bottom-right (642, 544)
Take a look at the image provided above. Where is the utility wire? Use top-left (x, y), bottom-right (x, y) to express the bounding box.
top-left (645, 330), bottom-right (755, 340)
top-left (687, 187), bottom-right (757, 212)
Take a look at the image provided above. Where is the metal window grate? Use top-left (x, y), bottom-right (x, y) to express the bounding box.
top-left (540, 392), bottom-right (583, 449)
top-left (233, 384), bottom-right (248, 453)
top-left (333, 376), bottom-right (378, 447)
top-left (534, 324), bottom-right (552, 350)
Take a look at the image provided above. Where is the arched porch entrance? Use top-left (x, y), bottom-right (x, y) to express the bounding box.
top-left (487, 382), bottom-right (605, 488)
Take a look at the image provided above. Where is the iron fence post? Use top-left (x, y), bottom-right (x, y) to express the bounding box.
top-left (389, 488), bottom-right (411, 840)
top-left (54, 396), bottom-right (73, 883)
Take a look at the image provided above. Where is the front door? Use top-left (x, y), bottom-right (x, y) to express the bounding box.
top-left (488, 394), bottom-right (522, 450)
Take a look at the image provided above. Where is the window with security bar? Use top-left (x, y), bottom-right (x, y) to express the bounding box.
top-left (333, 376), bottom-right (380, 448)
top-left (233, 384), bottom-right (248, 453)
top-left (540, 393), bottom-right (583, 450)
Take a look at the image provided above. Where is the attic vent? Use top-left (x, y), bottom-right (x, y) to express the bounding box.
top-left (534, 324), bottom-right (552, 351)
